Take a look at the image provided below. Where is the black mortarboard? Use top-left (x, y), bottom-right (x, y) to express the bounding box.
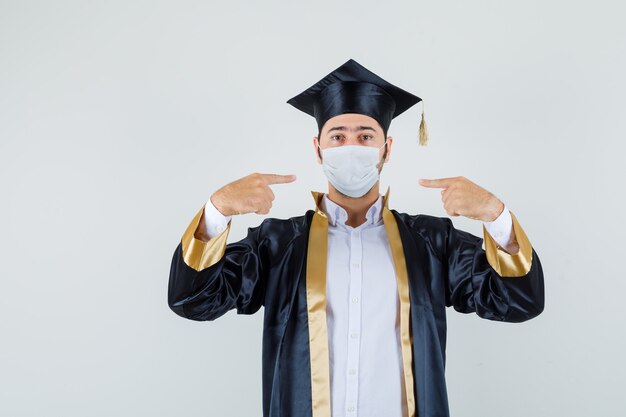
top-left (286, 58), bottom-right (429, 145)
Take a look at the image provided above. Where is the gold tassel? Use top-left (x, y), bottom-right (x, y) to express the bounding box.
top-left (419, 105), bottom-right (429, 146)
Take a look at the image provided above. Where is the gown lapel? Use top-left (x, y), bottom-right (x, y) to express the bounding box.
top-left (306, 191), bottom-right (332, 417)
top-left (306, 186), bottom-right (416, 417)
top-left (381, 187), bottom-right (417, 417)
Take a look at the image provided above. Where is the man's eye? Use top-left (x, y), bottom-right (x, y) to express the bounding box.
top-left (331, 135), bottom-right (342, 141)
top-left (362, 135), bottom-right (372, 140)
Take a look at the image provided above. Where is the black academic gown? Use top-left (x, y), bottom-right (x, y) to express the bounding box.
top-left (168, 186), bottom-right (544, 417)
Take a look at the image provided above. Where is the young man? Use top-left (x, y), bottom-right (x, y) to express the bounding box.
top-left (167, 58), bottom-right (545, 417)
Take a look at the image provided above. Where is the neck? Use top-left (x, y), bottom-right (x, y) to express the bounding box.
top-left (326, 182), bottom-right (380, 228)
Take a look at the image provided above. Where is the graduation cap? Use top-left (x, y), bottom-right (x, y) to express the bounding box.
top-left (286, 58), bottom-right (428, 145)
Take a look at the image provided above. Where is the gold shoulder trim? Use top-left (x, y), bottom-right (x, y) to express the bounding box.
top-left (482, 210), bottom-right (533, 277)
top-left (181, 204), bottom-right (232, 272)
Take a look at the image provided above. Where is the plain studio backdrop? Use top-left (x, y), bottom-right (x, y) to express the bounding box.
top-left (1, 1), bottom-right (625, 416)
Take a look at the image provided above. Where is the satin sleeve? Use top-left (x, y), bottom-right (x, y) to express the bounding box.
top-left (443, 212), bottom-right (545, 323)
top-left (167, 205), bottom-right (267, 321)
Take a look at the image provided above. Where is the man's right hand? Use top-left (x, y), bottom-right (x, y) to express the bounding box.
top-left (210, 172), bottom-right (297, 216)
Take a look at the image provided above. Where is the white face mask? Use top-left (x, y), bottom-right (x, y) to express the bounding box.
top-left (318, 140), bottom-right (388, 198)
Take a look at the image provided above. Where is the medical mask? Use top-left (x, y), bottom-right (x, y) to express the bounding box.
top-left (318, 140), bottom-right (387, 198)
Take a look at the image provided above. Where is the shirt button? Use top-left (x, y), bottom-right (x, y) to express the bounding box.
top-left (216, 225), bottom-right (224, 232)
top-left (347, 405), bottom-right (355, 412)
top-left (350, 333), bottom-right (359, 339)
top-left (352, 263), bottom-right (360, 268)
top-left (352, 297), bottom-right (359, 303)
top-left (349, 368), bottom-right (357, 375)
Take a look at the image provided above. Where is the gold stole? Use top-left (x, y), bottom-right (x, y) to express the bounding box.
top-left (306, 186), bottom-right (416, 417)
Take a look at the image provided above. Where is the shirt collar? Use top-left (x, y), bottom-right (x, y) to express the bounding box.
top-left (310, 185), bottom-right (391, 227)
top-left (322, 193), bottom-right (383, 227)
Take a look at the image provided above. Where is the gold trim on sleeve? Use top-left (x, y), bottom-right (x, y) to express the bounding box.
top-left (181, 204), bottom-right (232, 272)
top-left (307, 191), bottom-right (332, 417)
top-left (482, 210), bottom-right (533, 277)
top-left (381, 186), bottom-right (416, 417)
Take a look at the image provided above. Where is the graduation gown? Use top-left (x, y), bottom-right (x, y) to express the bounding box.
top-left (167, 186), bottom-right (544, 417)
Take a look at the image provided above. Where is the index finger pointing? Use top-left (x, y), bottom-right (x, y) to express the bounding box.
top-left (418, 177), bottom-right (455, 188)
top-left (262, 173), bottom-right (298, 185)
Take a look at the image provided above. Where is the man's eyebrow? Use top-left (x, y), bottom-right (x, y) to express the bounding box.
top-left (326, 125), bottom-right (378, 134)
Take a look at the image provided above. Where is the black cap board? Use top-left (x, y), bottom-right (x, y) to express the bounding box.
top-left (286, 58), bottom-right (428, 145)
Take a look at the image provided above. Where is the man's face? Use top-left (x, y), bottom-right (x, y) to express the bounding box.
top-left (313, 113), bottom-right (392, 173)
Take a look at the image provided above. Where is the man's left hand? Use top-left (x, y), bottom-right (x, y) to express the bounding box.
top-left (418, 176), bottom-right (504, 222)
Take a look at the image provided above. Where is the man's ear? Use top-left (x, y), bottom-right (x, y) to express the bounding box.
top-left (313, 136), bottom-right (322, 164)
top-left (384, 136), bottom-right (392, 163)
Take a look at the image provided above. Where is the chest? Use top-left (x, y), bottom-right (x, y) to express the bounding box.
top-left (325, 225), bottom-right (400, 325)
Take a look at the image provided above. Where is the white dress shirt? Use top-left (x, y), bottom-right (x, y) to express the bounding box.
top-left (201, 192), bottom-right (515, 417)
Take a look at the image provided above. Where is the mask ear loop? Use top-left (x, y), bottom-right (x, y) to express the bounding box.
top-left (377, 139), bottom-right (389, 170)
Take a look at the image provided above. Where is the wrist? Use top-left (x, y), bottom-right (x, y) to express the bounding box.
top-left (210, 192), bottom-right (232, 217)
top-left (485, 197), bottom-right (505, 222)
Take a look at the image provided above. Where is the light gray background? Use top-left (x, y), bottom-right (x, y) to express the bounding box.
top-left (1, 1), bottom-right (625, 416)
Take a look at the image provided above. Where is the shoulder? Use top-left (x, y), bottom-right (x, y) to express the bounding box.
top-left (391, 210), bottom-right (449, 254)
top-left (255, 211), bottom-right (312, 238)
top-left (391, 209), bottom-right (484, 256)
top-left (392, 209), bottom-right (451, 238)
top-left (392, 209), bottom-right (483, 251)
